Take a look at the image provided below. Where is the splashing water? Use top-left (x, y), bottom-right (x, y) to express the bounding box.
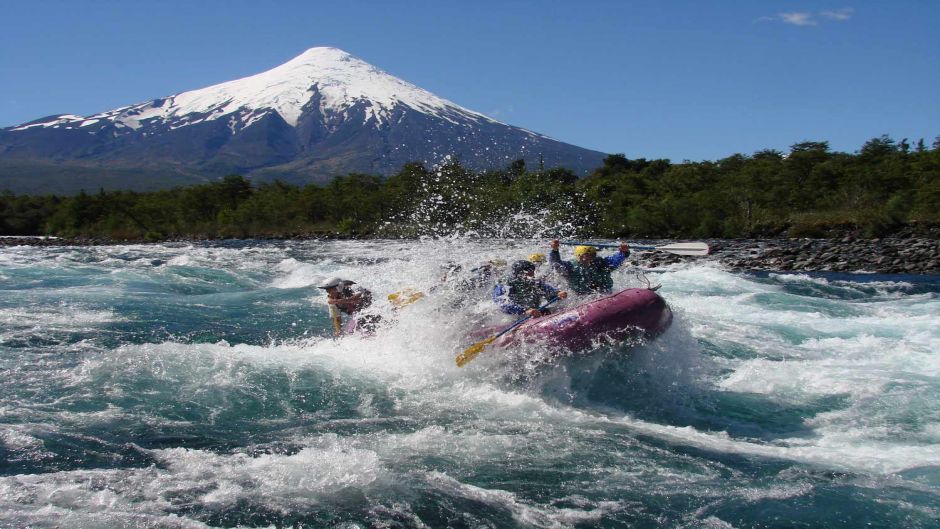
top-left (1, 239), bottom-right (938, 528)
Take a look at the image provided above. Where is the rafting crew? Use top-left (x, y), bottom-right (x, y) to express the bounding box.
top-left (317, 277), bottom-right (380, 336)
top-left (324, 240), bottom-right (629, 337)
top-left (548, 239), bottom-right (630, 294)
top-left (493, 260), bottom-right (568, 317)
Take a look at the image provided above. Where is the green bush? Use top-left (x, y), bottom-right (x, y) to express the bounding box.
top-left (1, 135), bottom-right (937, 240)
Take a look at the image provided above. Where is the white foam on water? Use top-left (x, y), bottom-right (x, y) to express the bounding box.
top-left (770, 272), bottom-right (917, 298)
top-left (426, 471), bottom-right (625, 528)
top-left (0, 423), bottom-right (629, 528)
top-left (0, 424), bottom-right (49, 454)
top-left (0, 306), bottom-right (119, 328)
top-left (416, 369), bottom-right (940, 475)
top-left (0, 510), bottom-right (212, 529)
top-left (0, 247), bottom-right (44, 267)
top-left (645, 265), bottom-right (940, 475)
top-left (731, 481), bottom-right (815, 502)
top-left (686, 517), bottom-right (738, 529)
top-left (0, 305), bottom-right (121, 345)
top-left (165, 254), bottom-right (194, 267)
top-left (270, 256), bottom-right (366, 290)
top-left (156, 439), bottom-right (384, 503)
top-left (2, 242), bottom-right (938, 527)
top-left (0, 437), bottom-right (384, 527)
top-left (657, 263), bottom-right (778, 296)
top-left (604, 413), bottom-right (940, 475)
top-left (65, 255), bottom-right (939, 478)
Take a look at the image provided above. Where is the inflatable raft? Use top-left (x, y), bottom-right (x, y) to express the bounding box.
top-left (479, 287), bottom-right (672, 352)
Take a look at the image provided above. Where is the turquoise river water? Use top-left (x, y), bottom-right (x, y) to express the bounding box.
top-left (0, 240), bottom-right (937, 528)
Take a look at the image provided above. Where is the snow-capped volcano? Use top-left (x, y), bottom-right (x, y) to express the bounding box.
top-left (14, 47), bottom-right (497, 134)
top-left (1, 47), bottom-right (606, 194)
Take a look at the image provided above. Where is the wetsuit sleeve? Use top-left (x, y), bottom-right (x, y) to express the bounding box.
top-left (604, 249), bottom-right (630, 270)
top-left (549, 249), bottom-right (574, 277)
top-left (538, 281), bottom-right (559, 300)
top-left (493, 284), bottom-right (525, 315)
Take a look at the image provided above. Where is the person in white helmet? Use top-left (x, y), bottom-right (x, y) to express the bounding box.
top-left (317, 277), bottom-right (374, 336)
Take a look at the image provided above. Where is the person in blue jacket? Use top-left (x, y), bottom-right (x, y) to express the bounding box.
top-left (548, 239), bottom-right (630, 294)
top-left (493, 260), bottom-right (567, 317)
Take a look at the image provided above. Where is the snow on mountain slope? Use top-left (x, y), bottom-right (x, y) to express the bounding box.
top-left (12, 47), bottom-right (503, 134)
top-left (1, 46), bottom-right (605, 194)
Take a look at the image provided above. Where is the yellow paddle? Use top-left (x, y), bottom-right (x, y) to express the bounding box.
top-left (328, 303), bottom-right (342, 337)
top-left (388, 288), bottom-right (425, 308)
top-left (455, 298), bottom-right (559, 367)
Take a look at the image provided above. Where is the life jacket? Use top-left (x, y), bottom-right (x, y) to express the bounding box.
top-left (505, 277), bottom-right (550, 309)
top-left (567, 261), bottom-right (614, 294)
top-left (335, 285), bottom-right (373, 315)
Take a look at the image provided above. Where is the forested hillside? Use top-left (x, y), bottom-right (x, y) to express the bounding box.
top-left (2, 135), bottom-right (937, 240)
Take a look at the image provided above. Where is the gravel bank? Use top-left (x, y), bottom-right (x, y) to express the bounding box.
top-left (636, 236), bottom-right (939, 275)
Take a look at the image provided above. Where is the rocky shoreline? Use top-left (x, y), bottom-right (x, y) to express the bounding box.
top-left (2, 235), bottom-right (938, 275)
top-left (637, 236), bottom-right (939, 275)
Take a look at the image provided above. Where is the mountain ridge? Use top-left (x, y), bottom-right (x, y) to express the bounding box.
top-left (1, 47), bottom-right (607, 194)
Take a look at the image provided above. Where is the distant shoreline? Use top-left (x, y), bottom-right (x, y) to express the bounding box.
top-left (680, 237), bottom-right (938, 275)
top-left (1, 234), bottom-right (937, 275)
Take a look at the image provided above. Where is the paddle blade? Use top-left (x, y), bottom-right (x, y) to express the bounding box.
top-left (656, 242), bottom-right (710, 256)
top-left (389, 289), bottom-right (425, 308)
top-left (566, 240), bottom-right (710, 256)
top-left (455, 336), bottom-right (497, 367)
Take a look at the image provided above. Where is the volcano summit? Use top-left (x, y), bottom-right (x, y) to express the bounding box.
top-left (0, 47), bottom-right (607, 194)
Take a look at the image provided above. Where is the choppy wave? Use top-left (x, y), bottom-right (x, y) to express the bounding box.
top-left (1, 240), bottom-right (937, 528)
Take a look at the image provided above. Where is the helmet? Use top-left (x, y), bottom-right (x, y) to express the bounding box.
top-left (573, 245), bottom-right (597, 258)
top-left (511, 260), bottom-right (536, 276)
top-left (528, 253), bottom-right (546, 264)
top-left (318, 277), bottom-right (354, 289)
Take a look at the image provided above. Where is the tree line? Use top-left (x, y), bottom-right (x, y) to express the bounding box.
top-left (1, 135), bottom-right (937, 240)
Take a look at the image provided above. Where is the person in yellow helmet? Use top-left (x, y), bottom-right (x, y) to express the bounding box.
top-left (548, 239), bottom-right (630, 294)
top-left (527, 251), bottom-right (560, 284)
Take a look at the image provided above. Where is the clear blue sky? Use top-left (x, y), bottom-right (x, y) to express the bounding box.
top-left (1, 0), bottom-right (937, 162)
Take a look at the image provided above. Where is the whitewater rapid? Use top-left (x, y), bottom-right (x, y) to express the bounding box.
top-left (0, 240), bottom-right (937, 528)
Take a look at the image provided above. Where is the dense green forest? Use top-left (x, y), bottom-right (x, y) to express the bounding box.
top-left (1, 135), bottom-right (938, 240)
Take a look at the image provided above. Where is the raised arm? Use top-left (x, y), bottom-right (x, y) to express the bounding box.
top-left (603, 242), bottom-right (631, 269)
top-left (548, 239), bottom-right (573, 277)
